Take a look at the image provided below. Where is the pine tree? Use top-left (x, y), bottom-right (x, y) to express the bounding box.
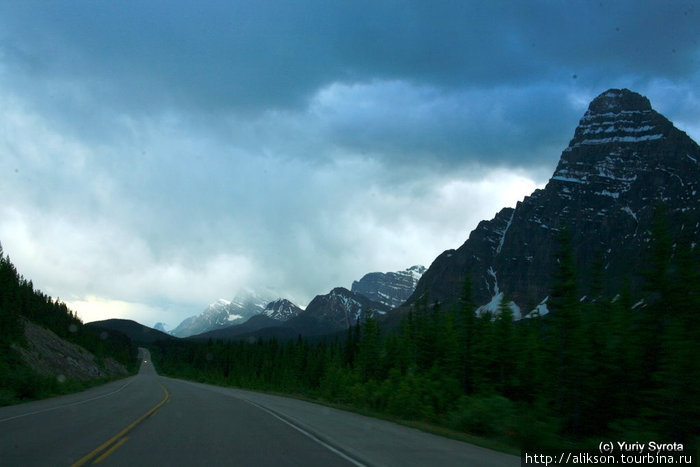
top-left (457, 276), bottom-right (477, 393)
top-left (650, 221), bottom-right (700, 443)
top-left (547, 226), bottom-right (586, 436)
top-left (357, 312), bottom-right (381, 382)
top-left (495, 297), bottom-right (515, 396)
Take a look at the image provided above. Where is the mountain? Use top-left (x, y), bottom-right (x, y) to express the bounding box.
top-left (261, 298), bottom-right (303, 321)
top-left (88, 319), bottom-right (176, 344)
top-left (153, 322), bottom-right (170, 333)
top-left (293, 287), bottom-right (391, 334)
top-left (351, 265), bottom-right (425, 308)
top-left (189, 314), bottom-right (282, 341)
top-left (170, 290), bottom-right (276, 338)
top-left (187, 298), bottom-right (302, 340)
top-left (196, 288), bottom-right (391, 341)
top-left (407, 88), bottom-right (700, 315)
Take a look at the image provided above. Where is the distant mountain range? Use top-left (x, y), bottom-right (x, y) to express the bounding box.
top-left (171, 265), bottom-right (426, 338)
top-left (406, 88), bottom-right (700, 315)
top-left (170, 290), bottom-right (276, 338)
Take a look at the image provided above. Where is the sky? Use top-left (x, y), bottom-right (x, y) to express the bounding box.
top-left (1, 1), bottom-right (698, 328)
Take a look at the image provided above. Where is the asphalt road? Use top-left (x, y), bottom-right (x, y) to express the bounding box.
top-left (0, 349), bottom-right (519, 467)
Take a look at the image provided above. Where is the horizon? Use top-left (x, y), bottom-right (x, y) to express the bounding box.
top-left (1, 2), bottom-right (698, 327)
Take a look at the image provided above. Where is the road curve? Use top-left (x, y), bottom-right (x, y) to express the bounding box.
top-left (0, 349), bottom-right (519, 467)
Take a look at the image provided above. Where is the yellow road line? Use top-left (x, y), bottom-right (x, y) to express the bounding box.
top-left (71, 381), bottom-right (170, 466)
top-left (93, 437), bottom-right (129, 464)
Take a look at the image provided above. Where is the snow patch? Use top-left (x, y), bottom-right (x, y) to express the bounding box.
top-left (526, 297), bottom-right (549, 318)
top-left (596, 190), bottom-right (620, 199)
top-left (574, 133), bottom-right (664, 146)
top-left (496, 210), bottom-right (515, 255)
top-left (622, 206), bottom-right (638, 222)
top-left (552, 175), bottom-right (586, 184)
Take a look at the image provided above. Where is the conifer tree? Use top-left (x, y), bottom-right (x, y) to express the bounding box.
top-left (547, 226), bottom-right (585, 436)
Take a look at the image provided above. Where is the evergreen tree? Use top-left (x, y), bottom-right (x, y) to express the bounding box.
top-left (546, 226), bottom-right (586, 436)
top-left (494, 298), bottom-right (515, 396)
top-left (456, 276), bottom-right (476, 393)
top-left (357, 312), bottom-right (381, 382)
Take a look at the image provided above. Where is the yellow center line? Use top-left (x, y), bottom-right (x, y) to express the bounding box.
top-left (71, 381), bottom-right (170, 467)
top-left (93, 437), bottom-right (129, 464)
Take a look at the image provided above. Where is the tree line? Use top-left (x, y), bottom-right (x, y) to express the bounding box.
top-left (150, 212), bottom-right (697, 449)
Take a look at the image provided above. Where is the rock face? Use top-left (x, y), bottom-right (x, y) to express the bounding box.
top-left (171, 290), bottom-right (275, 337)
top-left (13, 319), bottom-right (128, 380)
top-left (295, 287), bottom-right (390, 333)
top-left (407, 89), bottom-right (700, 315)
top-left (351, 265), bottom-right (426, 308)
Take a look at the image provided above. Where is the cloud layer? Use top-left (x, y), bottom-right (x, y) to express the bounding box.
top-left (0, 1), bottom-right (698, 326)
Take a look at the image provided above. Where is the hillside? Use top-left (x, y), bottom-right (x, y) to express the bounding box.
top-left (0, 245), bottom-right (138, 406)
top-left (88, 318), bottom-right (176, 344)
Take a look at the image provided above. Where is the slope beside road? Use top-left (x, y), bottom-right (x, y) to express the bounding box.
top-left (0, 349), bottom-right (519, 467)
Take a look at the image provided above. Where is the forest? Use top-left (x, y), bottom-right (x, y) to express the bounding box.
top-left (0, 244), bottom-right (139, 405)
top-left (151, 217), bottom-right (699, 450)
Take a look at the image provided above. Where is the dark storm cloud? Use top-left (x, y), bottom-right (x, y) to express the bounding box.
top-left (1, 0), bottom-right (697, 174)
top-left (1, 1), bottom-right (697, 112)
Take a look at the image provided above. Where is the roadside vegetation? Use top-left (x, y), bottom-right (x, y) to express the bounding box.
top-left (0, 244), bottom-right (139, 406)
top-left (151, 215), bottom-right (699, 451)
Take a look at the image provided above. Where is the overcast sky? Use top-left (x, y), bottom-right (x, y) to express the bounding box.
top-left (1, 1), bottom-right (698, 327)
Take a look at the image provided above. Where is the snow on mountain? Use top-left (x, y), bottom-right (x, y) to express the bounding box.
top-left (170, 290), bottom-right (276, 337)
top-left (261, 299), bottom-right (303, 322)
top-left (298, 287), bottom-right (391, 332)
top-left (408, 88), bottom-right (700, 317)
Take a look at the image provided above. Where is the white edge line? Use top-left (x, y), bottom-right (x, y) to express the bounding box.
top-left (0, 377), bottom-right (135, 423)
top-left (169, 377), bottom-right (368, 466)
top-left (243, 399), bottom-right (367, 467)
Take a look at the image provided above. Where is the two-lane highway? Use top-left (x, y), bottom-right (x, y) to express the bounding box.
top-left (0, 350), bottom-right (165, 466)
top-left (1, 350), bottom-right (519, 466)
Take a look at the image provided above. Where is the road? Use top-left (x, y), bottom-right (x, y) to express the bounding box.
top-left (0, 349), bottom-right (519, 466)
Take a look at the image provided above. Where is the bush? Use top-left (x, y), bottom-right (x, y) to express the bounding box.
top-left (513, 401), bottom-right (562, 449)
top-left (447, 394), bottom-right (515, 437)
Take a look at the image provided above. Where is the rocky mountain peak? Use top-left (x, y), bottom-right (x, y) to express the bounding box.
top-left (567, 88), bottom-right (672, 150)
top-left (261, 298), bottom-right (303, 322)
top-left (408, 89), bottom-right (700, 316)
top-left (301, 287), bottom-right (390, 332)
top-left (170, 290), bottom-right (275, 337)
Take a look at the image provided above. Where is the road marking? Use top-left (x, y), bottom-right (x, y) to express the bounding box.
top-left (244, 399), bottom-right (367, 467)
top-left (0, 378), bottom-right (136, 423)
top-left (93, 436), bottom-right (129, 464)
top-left (71, 381), bottom-right (170, 467)
top-left (170, 378), bottom-right (368, 466)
